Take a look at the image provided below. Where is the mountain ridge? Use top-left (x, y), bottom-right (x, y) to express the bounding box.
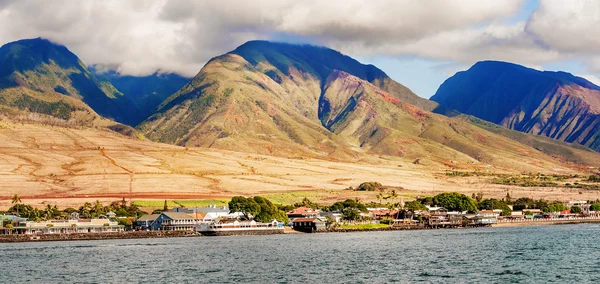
top-left (431, 60), bottom-right (600, 151)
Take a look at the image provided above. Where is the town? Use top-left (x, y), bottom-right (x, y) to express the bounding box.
top-left (2, 188), bottom-right (600, 241)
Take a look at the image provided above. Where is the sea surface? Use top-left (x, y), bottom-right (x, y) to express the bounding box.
top-left (3, 224), bottom-right (600, 283)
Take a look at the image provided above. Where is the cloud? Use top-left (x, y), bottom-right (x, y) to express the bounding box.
top-left (0, 0), bottom-right (597, 80)
top-left (0, 0), bottom-right (528, 77)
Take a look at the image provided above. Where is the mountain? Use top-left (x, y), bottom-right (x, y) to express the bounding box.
top-left (138, 41), bottom-right (600, 169)
top-left (431, 61), bottom-right (600, 151)
top-left (91, 69), bottom-right (191, 125)
top-left (0, 38), bottom-right (139, 126)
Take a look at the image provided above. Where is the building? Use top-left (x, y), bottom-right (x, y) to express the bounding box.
top-left (151, 212), bottom-right (199, 231)
top-left (320, 211), bottom-right (343, 223)
top-left (567, 201), bottom-right (591, 214)
top-left (291, 217), bottom-right (327, 233)
top-left (169, 206), bottom-right (244, 221)
top-left (9, 219), bottom-right (123, 235)
top-left (287, 207), bottom-right (321, 219)
top-left (135, 214), bottom-right (160, 230)
top-left (368, 208), bottom-right (400, 220)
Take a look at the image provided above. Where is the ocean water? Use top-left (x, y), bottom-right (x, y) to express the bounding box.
top-left (3, 224), bottom-right (600, 283)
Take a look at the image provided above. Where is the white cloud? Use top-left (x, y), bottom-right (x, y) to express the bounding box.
top-left (0, 0), bottom-right (598, 80)
top-left (0, 0), bottom-right (526, 77)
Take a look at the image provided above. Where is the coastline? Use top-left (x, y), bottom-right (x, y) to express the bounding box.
top-left (3, 219), bottom-right (600, 243)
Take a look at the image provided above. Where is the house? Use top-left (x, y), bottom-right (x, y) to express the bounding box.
top-left (320, 211), bottom-right (343, 223)
top-left (291, 217), bottom-right (327, 233)
top-left (287, 207), bottom-right (321, 219)
top-left (135, 214), bottom-right (160, 230)
top-left (169, 206), bottom-right (243, 221)
top-left (151, 212), bottom-right (199, 231)
top-left (478, 210), bottom-right (500, 218)
top-left (368, 208), bottom-right (400, 220)
top-left (427, 206), bottom-right (448, 215)
top-left (567, 201), bottom-right (591, 214)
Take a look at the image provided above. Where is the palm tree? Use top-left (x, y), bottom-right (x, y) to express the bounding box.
top-left (11, 194), bottom-right (21, 216)
top-left (376, 193), bottom-right (384, 207)
top-left (390, 190), bottom-right (398, 206)
top-left (93, 200), bottom-right (104, 218)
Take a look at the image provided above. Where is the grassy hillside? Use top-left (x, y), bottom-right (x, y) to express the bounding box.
top-left (1, 119), bottom-right (598, 210)
top-left (140, 41), bottom-right (600, 171)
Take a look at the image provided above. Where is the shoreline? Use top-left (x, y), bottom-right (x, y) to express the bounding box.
top-left (3, 219), bottom-right (600, 243)
top-left (492, 218), bottom-right (600, 227)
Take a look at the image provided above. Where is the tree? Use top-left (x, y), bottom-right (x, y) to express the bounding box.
top-left (329, 199), bottom-right (368, 213)
top-left (570, 206), bottom-right (582, 214)
top-left (12, 194), bottom-right (21, 216)
top-left (431, 192), bottom-right (478, 212)
top-left (590, 203), bottom-right (600, 212)
top-left (118, 218), bottom-right (133, 227)
top-left (357, 182), bottom-right (384, 191)
top-left (376, 193), bottom-right (384, 206)
top-left (342, 208), bottom-right (361, 220)
top-left (543, 203), bottom-right (568, 213)
top-left (404, 201), bottom-right (427, 211)
top-left (479, 199), bottom-right (511, 213)
top-left (390, 190), bottom-right (398, 205)
top-left (513, 197), bottom-right (534, 211)
top-left (505, 192), bottom-right (512, 203)
top-left (163, 200), bottom-right (168, 212)
top-left (229, 196), bottom-right (261, 220)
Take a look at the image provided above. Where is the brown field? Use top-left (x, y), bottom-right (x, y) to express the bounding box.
top-left (0, 120), bottom-right (598, 210)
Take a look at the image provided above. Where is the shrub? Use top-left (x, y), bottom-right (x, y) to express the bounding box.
top-left (357, 182), bottom-right (384, 191)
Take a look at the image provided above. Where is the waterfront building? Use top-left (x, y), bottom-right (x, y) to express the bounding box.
top-left (169, 206), bottom-right (244, 221)
top-left (135, 214), bottom-right (160, 230)
top-left (320, 211), bottom-right (343, 223)
top-left (151, 212), bottom-right (199, 231)
top-left (7, 219), bottom-right (123, 235)
top-left (291, 217), bottom-right (327, 233)
top-left (287, 207), bottom-right (321, 219)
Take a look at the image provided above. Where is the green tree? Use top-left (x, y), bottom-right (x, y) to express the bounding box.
top-left (431, 192), bottom-right (478, 212)
top-left (163, 200), bottom-right (168, 212)
top-left (357, 182), bottom-right (384, 191)
top-left (342, 208), bottom-right (361, 220)
top-left (570, 206), bottom-right (582, 214)
top-left (229, 196), bottom-right (261, 220)
top-left (590, 203), bottom-right (600, 212)
top-left (118, 218), bottom-right (133, 227)
top-left (11, 194), bottom-right (21, 216)
top-left (543, 203), bottom-right (568, 213)
top-left (404, 200), bottom-right (427, 211)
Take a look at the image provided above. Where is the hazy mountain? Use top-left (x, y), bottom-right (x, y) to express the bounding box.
top-left (431, 61), bottom-right (600, 151)
top-left (91, 69), bottom-right (191, 125)
top-left (0, 38), bottom-right (139, 126)
top-left (137, 41), bottom-right (598, 169)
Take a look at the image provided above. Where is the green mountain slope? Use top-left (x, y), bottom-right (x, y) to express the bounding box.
top-left (0, 38), bottom-right (139, 125)
top-left (91, 69), bottom-right (191, 125)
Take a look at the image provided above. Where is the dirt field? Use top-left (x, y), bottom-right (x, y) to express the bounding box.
top-left (0, 120), bottom-right (598, 209)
